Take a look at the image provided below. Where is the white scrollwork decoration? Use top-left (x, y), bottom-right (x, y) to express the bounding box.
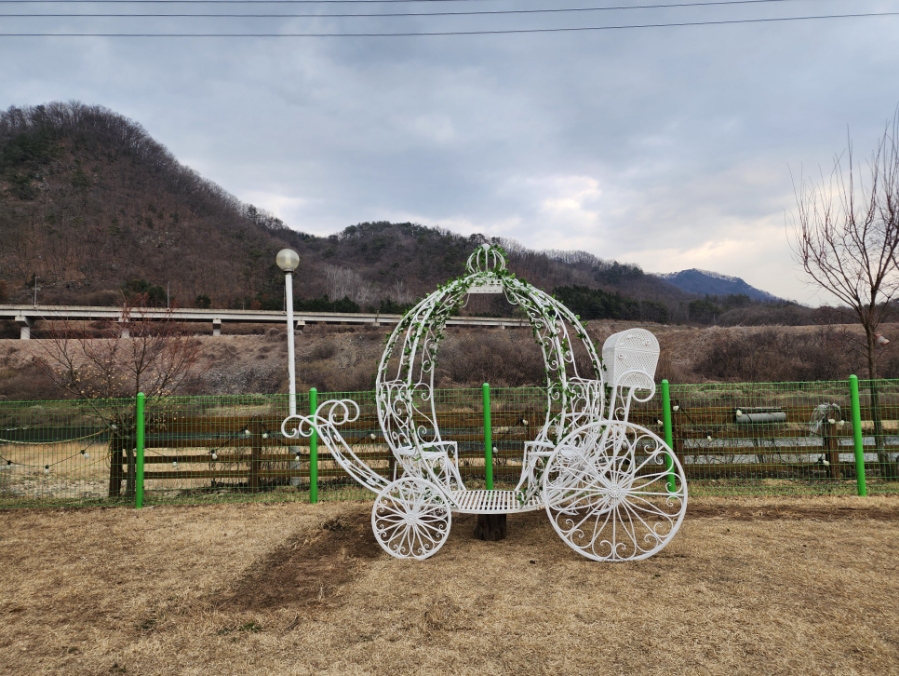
top-left (372, 477), bottom-right (453, 560)
top-left (543, 421), bottom-right (688, 562)
top-left (282, 399), bottom-right (389, 493)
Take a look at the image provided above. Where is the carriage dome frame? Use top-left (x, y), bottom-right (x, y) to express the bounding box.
top-left (375, 244), bottom-right (655, 473)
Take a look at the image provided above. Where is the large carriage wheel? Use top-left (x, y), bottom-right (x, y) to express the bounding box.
top-left (542, 421), bottom-right (687, 562)
top-left (372, 477), bottom-right (452, 560)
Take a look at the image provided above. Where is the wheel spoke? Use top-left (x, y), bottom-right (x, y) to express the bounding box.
top-left (620, 499), bottom-right (668, 546)
top-left (627, 489), bottom-right (684, 498)
top-left (612, 503), bottom-right (640, 558)
top-left (545, 420), bottom-right (687, 562)
top-left (626, 492), bottom-right (682, 520)
top-left (373, 478), bottom-right (451, 560)
top-left (583, 503), bottom-right (614, 552)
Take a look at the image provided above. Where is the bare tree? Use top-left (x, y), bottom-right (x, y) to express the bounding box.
top-left (324, 265), bottom-right (377, 306)
top-left (34, 306), bottom-right (200, 497)
top-left (35, 307), bottom-right (199, 399)
top-left (790, 108), bottom-right (899, 478)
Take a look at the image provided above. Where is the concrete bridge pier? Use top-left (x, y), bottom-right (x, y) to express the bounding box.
top-left (14, 315), bottom-right (32, 340)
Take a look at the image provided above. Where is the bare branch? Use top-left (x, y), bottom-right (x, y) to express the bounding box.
top-left (33, 305), bottom-right (199, 401)
top-left (789, 107), bottom-right (899, 380)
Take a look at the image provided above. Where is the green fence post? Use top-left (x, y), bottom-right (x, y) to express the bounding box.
top-left (849, 375), bottom-right (868, 497)
top-left (309, 388), bottom-right (319, 504)
top-left (660, 380), bottom-right (677, 493)
top-left (135, 392), bottom-right (146, 509)
top-left (483, 383), bottom-right (494, 490)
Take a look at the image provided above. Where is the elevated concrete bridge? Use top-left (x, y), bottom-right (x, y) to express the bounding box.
top-left (0, 304), bottom-right (526, 339)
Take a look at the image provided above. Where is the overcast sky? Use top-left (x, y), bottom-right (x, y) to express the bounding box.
top-left (3, 0), bottom-right (899, 304)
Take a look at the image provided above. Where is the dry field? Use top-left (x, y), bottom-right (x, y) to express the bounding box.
top-left (1, 497), bottom-right (899, 675)
top-left (7, 319), bottom-right (899, 399)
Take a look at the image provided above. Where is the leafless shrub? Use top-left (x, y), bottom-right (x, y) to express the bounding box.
top-left (696, 327), bottom-right (857, 382)
top-left (300, 361), bottom-right (374, 392)
top-left (436, 329), bottom-right (546, 387)
top-left (25, 306), bottom-right (200, 497)
top-left (655, 352), bottom-right (695, 385)
top-left (308, 342), bottom-right (338, 361)
top-left (33, 306), bottom-right (200, 399)
top-left (0, 347), bottom-right (58, 400)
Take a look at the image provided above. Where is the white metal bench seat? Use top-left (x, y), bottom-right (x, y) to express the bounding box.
top-left (448, 489), bottom-right (543, 513)
top-left (394, 443), bottom-right (457, 459)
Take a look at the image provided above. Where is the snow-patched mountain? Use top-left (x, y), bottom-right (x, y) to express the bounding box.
top-left (656, 269), bottom-right (780, 302)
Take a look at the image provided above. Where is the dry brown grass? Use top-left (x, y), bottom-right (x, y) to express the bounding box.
top-left (8, 319), bottom-right (899, 400)
top-left (2, 496), bottom-right (899, 675)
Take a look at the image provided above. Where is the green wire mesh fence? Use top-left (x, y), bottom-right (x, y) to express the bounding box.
top-left (316, 389), bottom-right (379, 502)
top-left (0, 397), bottom-right (133, 507)
top-left (482, 387), bottom-right (545, 489)
top-left (857, 379), bottom-right (899, 492)
top-left (667, 379), bottom-right (897, 496)
top-left (140, 392), bottom-right (308, 505)
top-left (2, 379), bottom-right (898, 508)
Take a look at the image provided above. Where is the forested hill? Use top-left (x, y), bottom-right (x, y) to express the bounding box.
top-left (0, 101), bottom-right (802, 325)
top-left (0, 102), bottom-right (300, 309)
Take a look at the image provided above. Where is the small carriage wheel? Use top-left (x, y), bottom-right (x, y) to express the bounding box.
top-left (372, 477), bottom-right (452, 560)
top-left (542, 421), bottom-right (687, 562)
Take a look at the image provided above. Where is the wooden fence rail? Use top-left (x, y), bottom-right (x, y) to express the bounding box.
top-left (107, 400), bottom-right (899, 496)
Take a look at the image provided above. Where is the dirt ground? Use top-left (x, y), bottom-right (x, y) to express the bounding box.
top-left (1, 496), bottom-right (898, 676)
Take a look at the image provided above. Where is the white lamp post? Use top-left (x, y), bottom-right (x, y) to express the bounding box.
top-left (276, 249), bottom-right (300, 416)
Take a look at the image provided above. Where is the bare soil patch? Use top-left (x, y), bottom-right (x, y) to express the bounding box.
top-left (1, 496), bottom-right (898, 675)
top-left (219, 512), bottom-right (382, 612)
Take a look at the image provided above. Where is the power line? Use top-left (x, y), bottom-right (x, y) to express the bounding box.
top-left (1, 10), bottom-right (896, 34)
top-left (0, 0), bottom-right (505, 3)
top-left (0, 0), bottom-right (855, 17)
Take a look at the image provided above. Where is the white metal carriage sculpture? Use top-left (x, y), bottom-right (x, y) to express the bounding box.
top-left (282, 244), bottom-right (687, 562)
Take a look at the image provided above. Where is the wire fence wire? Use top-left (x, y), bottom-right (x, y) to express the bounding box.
top-left (668, 380), bottom-right (898, 496)
top-left (2, 379), bottom-right (898, 508)
top-left (857, 379), bottom-right (899, 492)
top-left (0, 397), bottom-right (132, 507)
top-left (140, 392), bottom-right (305, 505)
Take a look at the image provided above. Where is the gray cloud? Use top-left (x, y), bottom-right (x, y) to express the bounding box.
top-left (2, 1), bottom-right (898, 303)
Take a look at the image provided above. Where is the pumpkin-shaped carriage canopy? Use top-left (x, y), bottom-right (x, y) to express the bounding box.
top-left (375, 244), bottom-right (613, 471)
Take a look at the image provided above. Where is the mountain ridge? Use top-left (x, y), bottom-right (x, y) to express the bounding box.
top-left (657, 268), bottom-right (780, 302)
top-left (1, 101), bottom-right (797, 327)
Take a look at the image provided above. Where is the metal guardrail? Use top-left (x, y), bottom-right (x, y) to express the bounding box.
top-left (0, 304), bottom-right (527, 338)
